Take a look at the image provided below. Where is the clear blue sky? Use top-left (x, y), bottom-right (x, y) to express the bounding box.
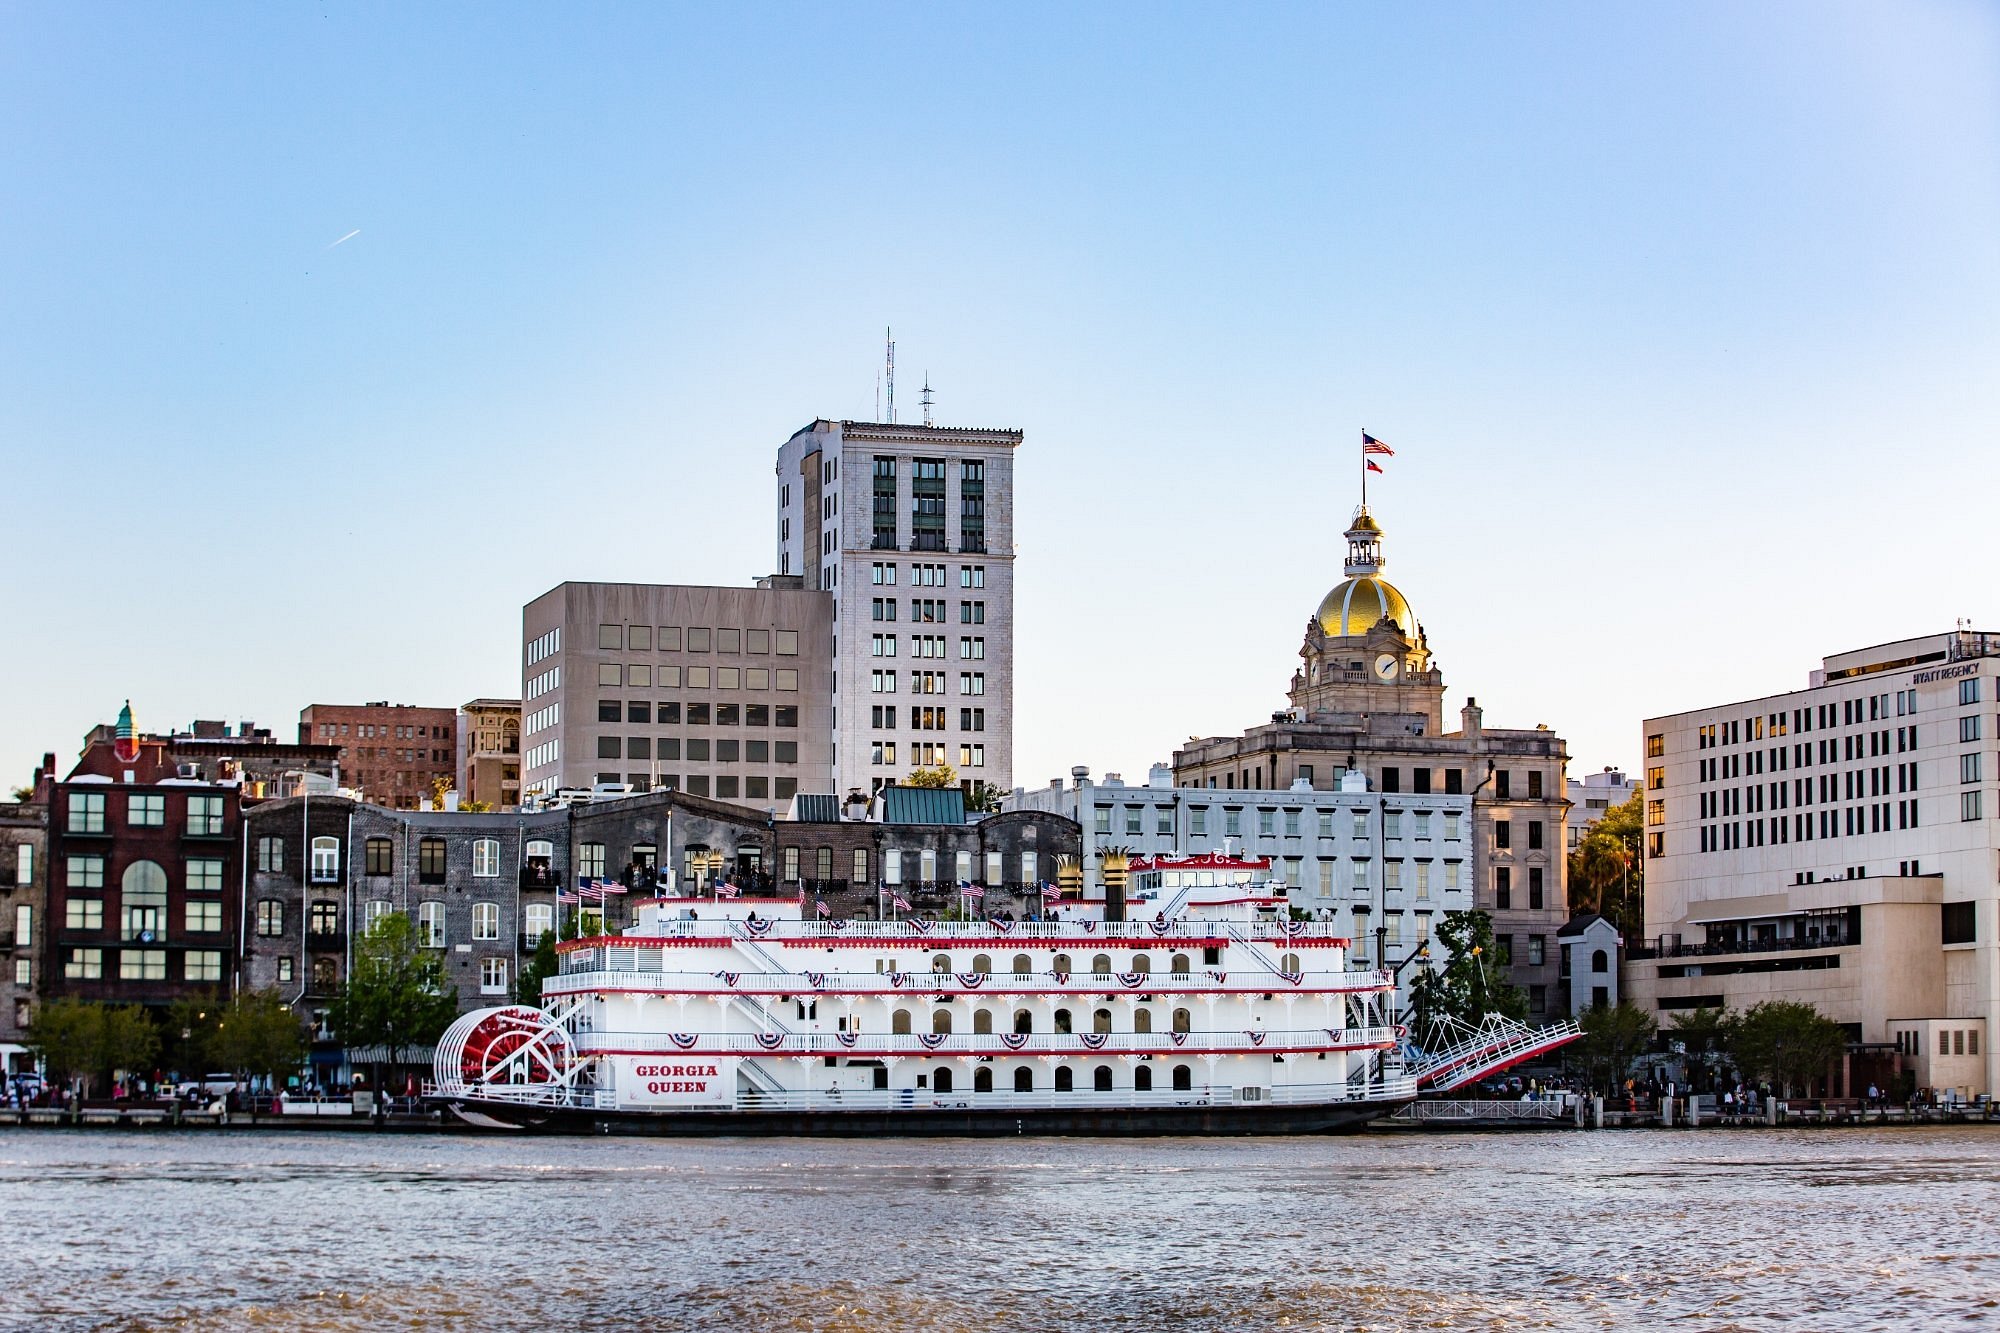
top-left (3, 3), bottom-right (1996, 794)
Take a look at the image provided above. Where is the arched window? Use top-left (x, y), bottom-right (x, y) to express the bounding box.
top-left (1052, 952), bottom-right (1073, 974)
top-left (1012, 953), bottom-right (1032, 976)
top-left (931, 1009), bottom-right (953, 1035)
top-left (1172, 1008), bottom-right (1192, 1034)
top-left (1093, 1066), bottom-right (1113, 1092)
top-left (1172, 1064), bottom-right (1193, 1091)
top-left (1090, 953), bottom-right (1112, 976)
top-left (311, 956), bottom-right (337, 993)
top-left (893, 1009), bottom-right (913, 1035)
top-left (1014, 1066), bottom-right (1034, 1092)
top-left (310, 836), bottom-right (341, 883)
top-left (1092, 1008), bottom-right (1112, 1034)
top-left (974, 1066), bottom-right (993, 1092)
top-left (971, 953), bottom-right (992, 974)
top-left (973, 1009), bottom-right (993, 1035)
top-left (934, 1066), bottom-right (953, 1093)
top-left (1013, 1009), bottom-right (1033, 1034)
top-left (1133, 1009), bottom-right (1153, 1034)
top-left (1592, 949), bottom-right (1609, 973)
top-left (1054, 1008), bottom-right (1073, 1034)
top-left (1135, 1065), bottom-right (1153, 1091)
top-left (1170, 953), bottom-right (1191, 975)
top-left (121, 861), bottom-right (167, 941)
top-left (931, 952), bottom-right (951, 974)
top-left (1054, 1066), bottom-right (1074, 1092)
top-left (1131, 953), bottom-right (1151, 974)
top-left (1281, 952), bottom-right (1301, 973)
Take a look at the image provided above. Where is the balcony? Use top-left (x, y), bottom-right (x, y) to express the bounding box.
top-left (520, 866), bottom-right (561, 891)
top-left (1631, 932), bottom-right (1857, 962)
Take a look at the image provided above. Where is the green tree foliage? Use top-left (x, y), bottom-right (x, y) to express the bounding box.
top-left (1407, 910), bottom-right (1528, 1034)
top-left (209, 990), bottom-right (308, 1085)
top-left (1571, 1001), bottom-right (1658, 1095)
top-left (1666, 1005), bottom-right (1731, 1091)
top-left (517, 931), bottom-right (560, 1008)
top-left (26, 1000), bottom-right (160, 1094)
top-left (328, 911), bottom-right (460, 1063)
top-left (903, 764), bottom-right (958, 789)
top-left (1567, 789), bottom-right (1644, 939)
top-left (1723, 1000), bottom-right (1848, 1097)
top-left (965, 780), bottom-right (1003, 813)
top-left (165, 995), bottom-right (223, 1074)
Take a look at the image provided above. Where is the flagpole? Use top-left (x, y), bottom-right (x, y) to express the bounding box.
top-left (1360, 429), bottom-right (1367, 509)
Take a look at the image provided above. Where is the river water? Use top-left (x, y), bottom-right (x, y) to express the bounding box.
top-left (1, 1126), bottom-right (1995, 1332)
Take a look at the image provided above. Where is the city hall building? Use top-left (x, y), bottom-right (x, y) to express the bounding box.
top-left (1633, 629), bottom-right (1999, 1099)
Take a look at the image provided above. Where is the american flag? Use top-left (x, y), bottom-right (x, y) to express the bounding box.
top-left (577, 878), bottom-right (605, 902)
top-left (557, 892), bottom-right (582, 905)
top-left (963, 883), bottom-right (985, 900)
top-left (715, 883), bottom-right (742, 899)
top-left (1041, 883), bottom-right (1061, 900)
top-left (815, 900), bottom-right (831, 919)
top-left (891, 893), bottom-right (912, 912)
top-left (1362, 431), bottom-right (1394, 456)
top-left (599, 876), bottom-right (629, 896)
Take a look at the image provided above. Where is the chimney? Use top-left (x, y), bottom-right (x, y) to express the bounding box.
top-left (1461, 696), bottom-right (1483, 745)
top-left (1071, 765), bottom-right (1091, 790)
top-left (1056, 854), bottom-right (1084, 904)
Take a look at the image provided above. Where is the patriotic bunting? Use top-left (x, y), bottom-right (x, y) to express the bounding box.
top-left (836, 1032), bottom-right (859, 1048)
top-left (743, 919), bottom-right (773, 938)
top-left (918, 1033), bottom-right (948, 1050)
top-left (755, 1032), bottom-right (785, 1050)
top-left (1000, 1033), bottom-right (1030, 1050)
top-left (890, 972), bottom-right (912, 989)
top-left (1079, 1033), bottom-right (1108, 1050)
top-left (1279, 970), bottom-right (1304, 987)
top-left (1051, 971), bottom-right (1070, 985)
top-left (991, 919), bottom-right (1015, 935)
top-left (957, 973), bottom-right (987, 989)
top-left (1078, 921), bottom-right (1098, 934)
top-left (1118, 973), bottom-right (1148, 989)
top-left (668, 1033), bottom-right (699, 1050)
top-left (805, 972), bottom-right (828, 990)
top-left (1245, 1031), bottom-right (1267, 1047)
top-left (1169, 1032), bottom-right (1189, 1047)
top-left (908, 919), bottom-right (933, 936)
top-left (712, 971), bottom-right (741, 987)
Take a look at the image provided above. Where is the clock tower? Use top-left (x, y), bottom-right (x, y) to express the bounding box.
top-left (1287, 507), bottom-right (1445, 731)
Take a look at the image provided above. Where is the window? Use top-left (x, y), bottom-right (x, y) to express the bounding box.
top-left (65, 948), bottom-right (103, 980)
top-left (13, 844), bottom-right (29, 885)
top-left (187, 795), bottom-right (225, 836)
top-left (1495, 867), bottom-right (1512, 909)
top-left (128, 793), bottom-right (164, 826)
top-left (1963, 791), bottom-right (1984, 822)
top-left (416, 901), bottom-right (446, 948)
top-left (310, 837), bottom-right (340, 882)
top-left (1960, 678), bottom-right (1981, 705)
top-left (419, 837), bottom-right (448, 883)
top-left (66, 899), bottom-right (103, 930)
top-left (68, 791), bottom-right (105, 833)
top-left (365, 838), bottom-right (394, 875)
top-left (120, 950), bottom-right (167, 981)
top-left (187, 858), bottom-right (224, 892)
top-left (473, 902), bottom-right (500, 940)
top-left (472, 838), bottom-right (500, 878)
top-left (256, 900), bottom-right (284, 937)
top-left (68, 854), bottom-right (105, 888)
top-left (186, 951), bottom-right (224, 983)
top-left (256, 837), bottom-right (284, 873)
top-left (579, 843), bottom-right (606, 878)
top-left (480, 958), bottom-right (508, 995)
top-left (182, 899), bottom-right (220, 933)
top-left (1495, 820), bottom-right (1511, 849)
top-left (1962, 753), bottom-right (1983, 784)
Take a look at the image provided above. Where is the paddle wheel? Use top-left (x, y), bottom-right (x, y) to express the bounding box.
top-left (431, 1004), bottom-right (589, 1122)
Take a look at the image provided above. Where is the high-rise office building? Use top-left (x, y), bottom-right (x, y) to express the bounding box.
top-left (774, 419), bottom-right (1019, 799)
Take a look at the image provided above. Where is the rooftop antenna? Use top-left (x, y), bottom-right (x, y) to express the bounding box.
top-left (884, 326), bottom-right (896, 424)
top-left (920, 371), bottom-right (934, 427)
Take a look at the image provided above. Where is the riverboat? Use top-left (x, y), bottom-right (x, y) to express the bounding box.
top-left (430, 855), bottom-right (1417, 1135)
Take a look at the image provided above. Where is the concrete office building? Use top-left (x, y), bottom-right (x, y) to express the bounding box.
top-left (1172, 506), bottom-right (1573, 1018)
top-left (774, 419), bottom-right (1019, 800)
top-left (1567, 767), bottom-right (1637, 850)
top-left (1631, 628), bottom-right (2000, 1099)
top-left (518, 578), bottom-right (834, 811)
top-left (1005, 763), bottom-right (1475, 1009)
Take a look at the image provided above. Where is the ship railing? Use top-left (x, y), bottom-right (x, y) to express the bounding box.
top-left (425, 1081), bottom-right (615, 1111)
top-left (549, 965), bottom-right (1393, 996)
top-left (727, 1078), bottom-right (1413, 1114)
top-left (785, 919), bottom-right (1353, 943)
top-left (570, 1025), bottom-right (1401, 1057)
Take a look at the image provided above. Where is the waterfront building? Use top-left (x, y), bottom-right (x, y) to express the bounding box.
top-left (774, 419), bottom-right (1020, 799)
top-left (1556, 913), bottom-right (1621, 1016)
top-left (1, 788), bottom-right (48, 1073)
top-left (1171, 507), bottom-right (1573, 1019)
top-left (298, 702), bottom-right (457, 809)
top-left (517, 578), bottom-right (834, 809)
top-left (42, 705), bottom-right (245, 1012)
top-left (1002, 763), bottom-right (1473, 1007)
top-left (457, 698), bottom-right (521, 810)
top-left (1633, 628), bottom-right (2000, 1099)
top-left (1567, 767), bottom-right (1636, 850)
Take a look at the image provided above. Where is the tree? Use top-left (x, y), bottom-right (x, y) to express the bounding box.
top-left (1725, 1000), bottom-right (1848, 1098)
top-left (26, 998), bottom-right (101, 1093)
top-left (328, 912), bottom-right (460, 1065)
top-left (1666, 1005), bottom-right (1732, 1092)
top-left (517, 931), bottom-right (560, 1008)
top-left (965, 780), bottom-right (1003, 814)
top-left (209, 990), bottom-right (307, 1087)
top-left (1407, 910), bottom-right (1528, 1035)
top-left (904, 764), bottom-right (958, 789)
top-left (1568, 790), bottom-right (1644, 942)
top-left (164, 996), bottom-right (224, 1076)
top-left (1571, 1001), bottom-right (1658, 1096)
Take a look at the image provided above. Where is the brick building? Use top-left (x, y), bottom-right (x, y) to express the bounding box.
top-left (1, 791), bottom-right (48, 1072)
top-left (456, 698), bottom-right (521, 810)
top-left (44, 708), bottom-right (244, 1012)
top-left (298, 702), bottom-right (457, 809)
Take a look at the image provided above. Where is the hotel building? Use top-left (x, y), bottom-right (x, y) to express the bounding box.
top-left (774, 419), bottom-right (1019, 799)
top-left (1633, 629), bottom-right (1999, 1099)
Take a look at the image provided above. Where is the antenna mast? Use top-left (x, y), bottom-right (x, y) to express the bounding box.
top-left (884, 327), bottom-right (896, 424)
top-left (920, 372), bottom-right (934, 427)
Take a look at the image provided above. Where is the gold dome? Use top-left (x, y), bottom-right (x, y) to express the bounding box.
top-left (1315, 575), bottom-right (1415, 639)
top-left (1346, 512), bottom-right (1382, 535)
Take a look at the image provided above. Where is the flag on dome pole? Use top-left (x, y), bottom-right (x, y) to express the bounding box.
top-left (1361, 430), bottom-right (1392, 503)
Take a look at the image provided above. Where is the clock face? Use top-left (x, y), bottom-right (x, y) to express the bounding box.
top-left (1375, 653), bottom-right (1399, 681)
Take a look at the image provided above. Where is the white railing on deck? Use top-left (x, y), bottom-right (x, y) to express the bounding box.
top-left (576, 918), bottom-right (1351, 946)
top-left (569, 1025), bottom-right (1399, 1057)
top-left (552, 964), bottom-right (1392, 995)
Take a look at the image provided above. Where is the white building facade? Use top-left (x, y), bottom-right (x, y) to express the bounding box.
top-left (1004, 764), bottom-right (1475, 1010)
top-left (1566, 767), bottom-right (1636, 850)
top-left (775, 420), bottom-right (1019, 800)
top-left (1636, 629), bottom-right (2000, 1098)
